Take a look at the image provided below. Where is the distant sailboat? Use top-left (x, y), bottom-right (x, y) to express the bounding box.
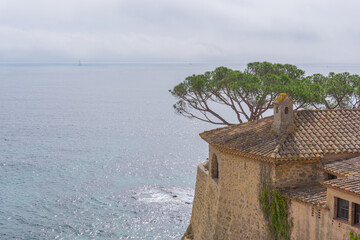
top-left (78, 60), bottom-right (82, 66)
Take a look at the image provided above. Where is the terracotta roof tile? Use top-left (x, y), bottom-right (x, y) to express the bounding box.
top-left (200, 109), bottom-right (360, 161)
top-left (279, 183), bottom-right (327, 207)
top-left (319, 156), bottom-right (360, 177)
top-left (322, 175), bottom-right (360, 196)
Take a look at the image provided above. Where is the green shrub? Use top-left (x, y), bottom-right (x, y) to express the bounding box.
top-left (350, 231), bottom-right (360, 240)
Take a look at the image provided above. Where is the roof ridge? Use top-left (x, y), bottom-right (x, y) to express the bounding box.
top-left (271, 134), bottom-right (289, 159)
top-left (296, 108), bottom-right (360, 113)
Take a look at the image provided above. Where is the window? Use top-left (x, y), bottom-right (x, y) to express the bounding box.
top-left (211, 154), bottom-right (218, 179)
top-left (337, 198), bottom-right (349, 221)
top-left (276, 106), bottom-right (279, 113)
top-left (284, 107), bottom-right (289, 114)
top-left (327, 173), bottom-right (337, 180)
top-left (354, 203), bottom-right (360, 225)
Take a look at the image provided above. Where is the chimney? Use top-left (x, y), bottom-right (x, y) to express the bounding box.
top-left (272, 93), bottom-right (294, 135)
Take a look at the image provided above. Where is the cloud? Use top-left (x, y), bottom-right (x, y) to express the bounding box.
top-left (0, 0), bottom-right (359, 63)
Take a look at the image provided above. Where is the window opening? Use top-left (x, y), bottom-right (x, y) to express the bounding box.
top-left (337, 198), bottom-right (349, 221)
top-left (211, 154), bottom-right (219, 179)
top-left (327, 173), bottom-right (337, 180)
top-left (285, 107), bottom-right (289, 114)
top-left (354, 203), bottom-right (360, 225)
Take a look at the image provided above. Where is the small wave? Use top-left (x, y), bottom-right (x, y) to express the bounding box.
top-left (134, 186), bottom-right (193, 204)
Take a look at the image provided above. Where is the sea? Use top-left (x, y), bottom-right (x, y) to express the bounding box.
top-left (0, 62), bottom-right (359, 240)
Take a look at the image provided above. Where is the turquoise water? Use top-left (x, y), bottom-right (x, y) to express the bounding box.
top-left (0, 63), bottom-right (359, 239)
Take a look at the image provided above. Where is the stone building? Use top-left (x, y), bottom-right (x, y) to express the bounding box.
top-left (183, 93), bottom-right (360, 240)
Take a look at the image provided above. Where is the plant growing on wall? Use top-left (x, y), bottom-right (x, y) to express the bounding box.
top-left (259, 182), bottom-right (293, 240)
top-left (350, 231), bottom-right (360, 240)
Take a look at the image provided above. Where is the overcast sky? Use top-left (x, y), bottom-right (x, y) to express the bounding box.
top-left (1, 0), bottom-right (360, 64)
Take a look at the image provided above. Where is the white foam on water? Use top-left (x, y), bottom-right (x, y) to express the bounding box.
top-left (135, 186), bottom-right (193, 204)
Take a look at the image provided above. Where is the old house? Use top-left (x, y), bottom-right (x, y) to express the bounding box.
top-left (183, 93), bottom-right (360, 240)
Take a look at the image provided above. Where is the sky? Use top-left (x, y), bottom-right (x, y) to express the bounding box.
top-left (0, 0), bottom-right (360, 64)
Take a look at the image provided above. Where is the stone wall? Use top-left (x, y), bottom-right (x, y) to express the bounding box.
top-left (274, 162), bottom-right (321, 187)
top-left (185, 161), bottom-right (216, 240)
top-left (290, 197), bottom-right (360, 240)
top-left (184, 145), bottom-right (360, 240)
top-left (186, 145), bottom-right (275, 239)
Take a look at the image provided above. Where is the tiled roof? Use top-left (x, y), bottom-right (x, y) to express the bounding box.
top-left (319, 156), bottom-right (360, 177)
top-left (322, 175), bottom-right (360, 196)
top-left (279, 183), bottom-right (327, 207)
top-left (200, 109), bottom-right (360, 161)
